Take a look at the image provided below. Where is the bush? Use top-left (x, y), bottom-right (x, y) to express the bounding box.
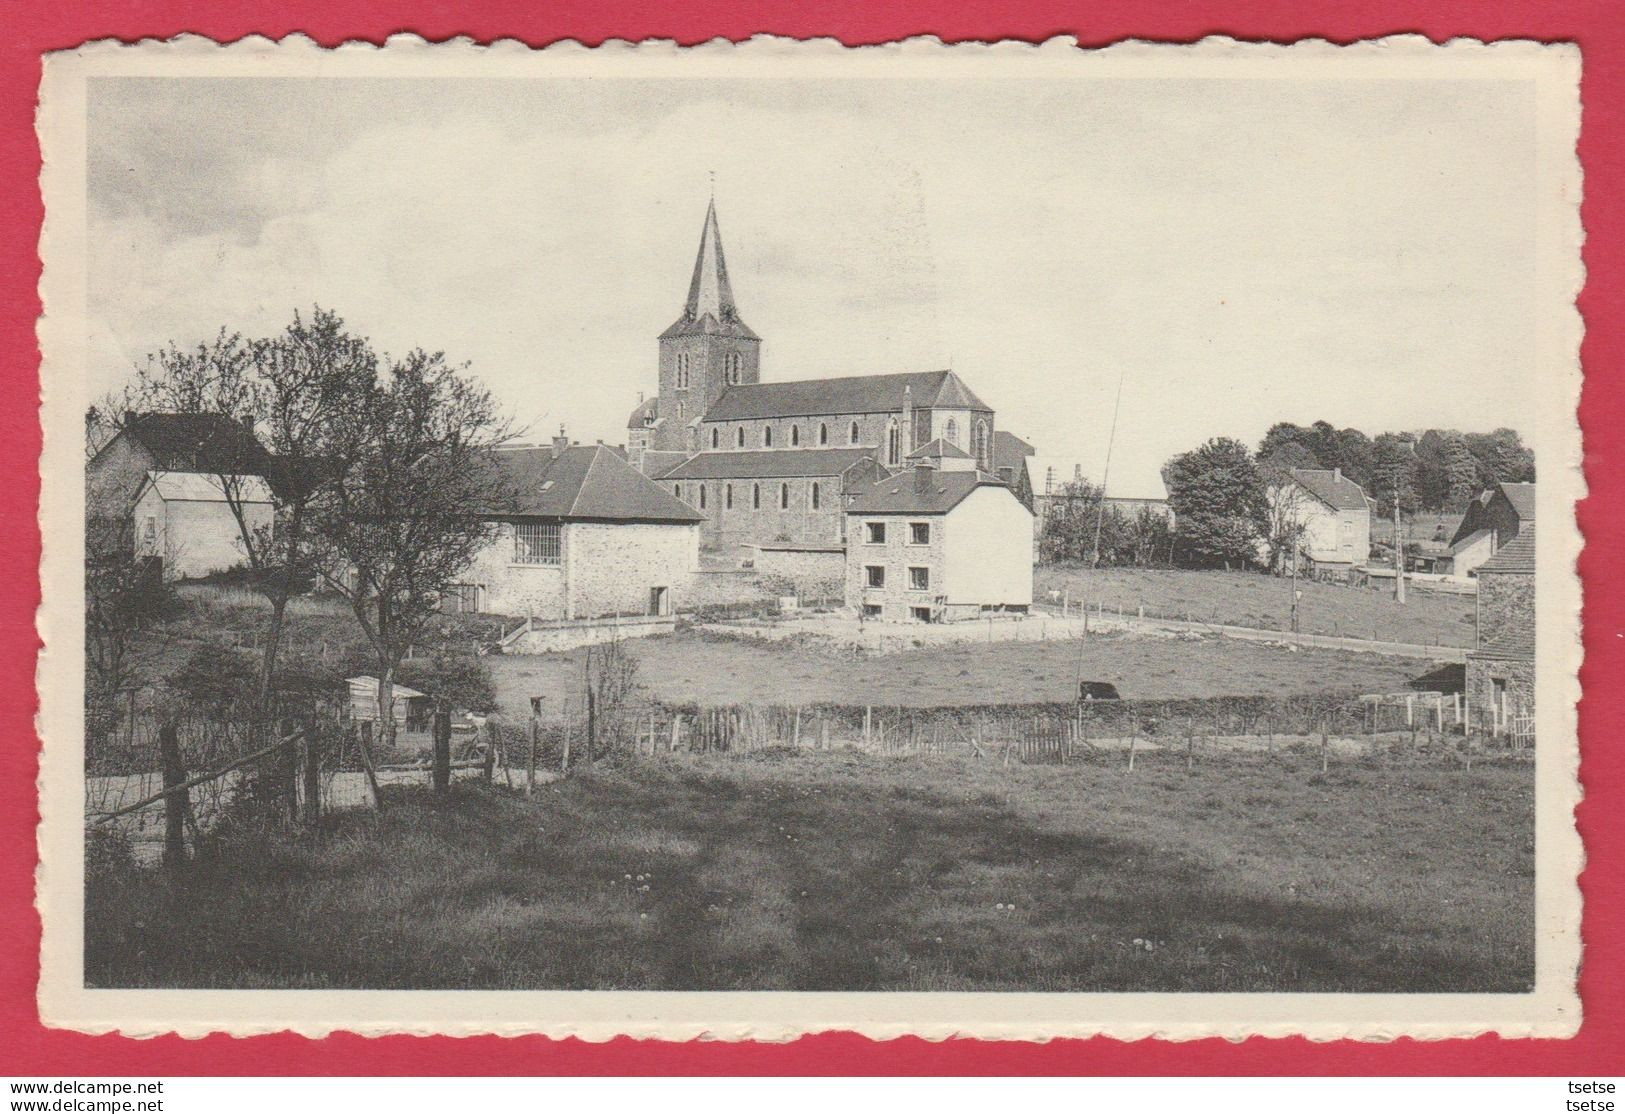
top-left (396, 654), bottom-right (498, 713)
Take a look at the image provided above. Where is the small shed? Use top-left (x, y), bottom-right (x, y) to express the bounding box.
top-left (347, 676), bottom-right (432, 732)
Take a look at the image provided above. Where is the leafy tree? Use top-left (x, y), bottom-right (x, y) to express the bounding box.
top-left (1258, 459), bottom-right (1314, 574)
top-left (1370, 433), bottom-right (1420, 516)
top-left (1162, 437), bottom-right (1268, 569)
top-left (1465, 428), bottom-right (1536, 486)
top-left (312, 348), bottom-right (514, 754)
top-left (1441, 431), bottom-right (1480, 511)
top-left (1257, 422), bottom-right (1319, 466)
top-left (1038, 477), bottom-right (1103, 563)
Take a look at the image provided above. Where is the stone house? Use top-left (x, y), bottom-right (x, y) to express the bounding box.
top-left (844, 463), bottom-right (1033, 622)
top-left (130, 470), bottom-right (274, 581)
top-left (1448, 481), bottom-right (1536, 577)
top-left (1280, 467), bottom-right (1372, 570)
top-left (1465, 528), bottom-right (1535, 736)
top-left (459, 440), bottom-right (702, 620)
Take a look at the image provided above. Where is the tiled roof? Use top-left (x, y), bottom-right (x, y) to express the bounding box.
top-left (907, 437), bottom-right (972, 460)
top-left (140, 471), bottom-right (273, 504)
top-left (658, 447), bottom-right (879, 480)
top-left (485, 444), bottom-right (701, 523)
top-left (702, 370), bottom-right (991, 421)
top-left (638, 450), bottom-right (691, 478)
top-left (658, 201), bottom-right (759, 341)
top-left (1500, 481), bottom-right (1537, 521)
top-left (115, 411), bottom-right (269, 475)
top-left (1291, 468), bottom-right (1369, 512)
top-left (993, 430), bottom-right (1035, 474)
top-left (844, 468), bottom-right (1013, 515)
top-left (627, 397), bottom-right (659, 427)
top-left (1478, 527), bottom-right (1536, 574)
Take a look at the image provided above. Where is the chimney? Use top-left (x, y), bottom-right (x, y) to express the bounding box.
top-left (551, 424), bottom-right (569, 459)
top-left (1074, 463), bottom-right (1082, 481)
top-left (914, 462), bottom-right (935, 494)
top-left (123, 410), bottom-right (138, 428)
top-left (1333, 467), bottom-right (1342, 483)
top-left (240, 413), bottom-right (256, 437)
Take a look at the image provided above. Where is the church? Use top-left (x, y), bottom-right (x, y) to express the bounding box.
top-left (628, 201), bottom-right (1002, 551)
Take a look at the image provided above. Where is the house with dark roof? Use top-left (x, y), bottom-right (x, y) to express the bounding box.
top-left (1465, 527), bottom-right (1535, 736)
top-left (87, 410), bottom-right (269, 516)
top-left (991, 430), bottom-right (1036, 508)
top-left (627, 200), bottom-right (1002, 549)
top-left (1278, 467), bottom-right (1372, 570)
top-left (1447, 481), bottom-right (1536, 577)
top-left (843, 463), bottom-right (1032, 622)
top-left (458, 436), bottom-right (702, 621)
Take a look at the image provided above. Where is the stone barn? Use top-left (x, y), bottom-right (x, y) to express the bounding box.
top-left (1465, 527), bottom-right (1535, 736)
top-left (843, 462), bottom-right (1033, 622)
top-left (460, 440), bottom-right (702, 621)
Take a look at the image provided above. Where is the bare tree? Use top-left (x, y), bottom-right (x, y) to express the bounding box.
top-left (312, 348), bottom-right (514, 755)
top-left (1260, 462), bottom-right (1312, 575)
top-left (130, 309), bottom-right (377, 707)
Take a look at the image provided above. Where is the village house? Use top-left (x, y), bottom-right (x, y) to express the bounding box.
top-left (1279, 467), bottom-right (1372, 571)
top-left (1464, 527), bottom-right (1535, 737)
top-left (992, 430), bottom-right (1036, 509)
top-left (86, 410), bottom-right (268, 517)
top-left (458, 436), bottom-right (702, 621)
top-left (843, 458), bottom-right (1033, 623)
top-left (1447, 481), bottom-right (1536, 577)
top-left (131, 470), bottom-right (273, 581)
top-left (629, 200), bottom-right (1002, 550)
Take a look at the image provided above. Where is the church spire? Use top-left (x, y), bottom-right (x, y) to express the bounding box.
top-left (683, 199), bottom-right (739, 324)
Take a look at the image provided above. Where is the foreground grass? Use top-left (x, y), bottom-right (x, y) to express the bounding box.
top-left (1035, 566), bottom-right (1475, 648)
top-left (87, 750), bottom-right (1533, 992)
top-left (487, 629), bottom-right (1434, 718)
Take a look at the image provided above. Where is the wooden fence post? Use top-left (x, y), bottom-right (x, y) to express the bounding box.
top-left (1127, 722), bottom-right (1137, 772)
top-left (481, 720), bottom-right (496, 784)
top-left (357, 720), bottom-right (382, 810)
top-left (526, 717), bottom-right (538, 796)
top-left (585, 688), bottom-right (596, 767)
top-left (302, 716), bottom-right (322, 826)
top-left (670, 712), bottom-right (681, 754)
top-left (432, 701), bottom-right (451, 795)
top-left (159, 721), bottom-right (186, 870)
top-left (1321, 731), bottom-right (1330, 774)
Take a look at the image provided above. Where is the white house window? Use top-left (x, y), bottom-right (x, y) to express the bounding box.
top-left (850, 421), bottom-right (860, 444)
top-left (780, 483), bottom-right (790, 509)
top-left (764, 425), bottom-right (774, 448)
top-left (909, 566), bottom-right (930, 591)
top-left (909, 522), bottom-right (930, 545)
top-left (944, 418), bottom-right (959, 447)
top-left (865, 565), bottom-right (886, 588)
top-left (514, 522), bottom-right (562, 565)
top-left (811, 482), bottom-right (821, 510)
top-left (736, 427), bottom-right (745, 448)
top-left (866, 521), bottom-right (886, 544)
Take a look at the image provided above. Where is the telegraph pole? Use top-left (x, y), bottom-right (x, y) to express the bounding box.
top-left (1393, 488), bottom-right (1407, 604)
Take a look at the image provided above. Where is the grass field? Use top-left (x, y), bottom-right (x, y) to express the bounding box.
top-left (85, 750), bottom-right (1534, 991)
top-left (1035, 566), bottom-right (1475, 647)
top-left (486, 628), bottom-right (1435, 719)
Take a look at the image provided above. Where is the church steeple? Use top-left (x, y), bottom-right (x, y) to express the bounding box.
top-left (651, 198), bottom-right (763, 452)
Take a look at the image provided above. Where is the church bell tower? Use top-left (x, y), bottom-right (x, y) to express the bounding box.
top-left (655, 200), bottom-right (761, 451)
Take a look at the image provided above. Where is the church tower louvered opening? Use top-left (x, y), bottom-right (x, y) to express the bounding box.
top-left (654, 200), bottom-right (762, 451)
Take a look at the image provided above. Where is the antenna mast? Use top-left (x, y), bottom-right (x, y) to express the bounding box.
top-left (1091, 369), bottom-right (1127, 568)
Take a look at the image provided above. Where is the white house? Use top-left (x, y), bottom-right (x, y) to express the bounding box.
top-left (1277, 467), bottom-right (1372, 570)
top-left (458, 439), bottom-right (704, 620)
top-left (843, 462), bottom-right (1033, 622)
top-left (131, 470), bottom-right (273, 581)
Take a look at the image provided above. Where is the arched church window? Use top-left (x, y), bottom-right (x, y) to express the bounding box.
top-left (974, 420), bottom-right (990, 468)
top-left (780, 483), bottom-right (790, 509)
top-left (764, 426), bottom-right (773, 448)
top-left (736, 427), bottom-right (745, 448)
top-left (944, 418), bottom-right (959, 448)
top-left (811, 482), bottom-right (821, 510)
top-left (819, 423), bottom-right (829, 446)
top-left (850, 421), bottom-right (860, 445)
top-left (790, 425), bottom-right (800, 447)
top-left (725, 484), bottom-right (733, 509)
top-left (711, 428), bottom-right (719, 449)
top-left (674, 484), bottom-right (682, 500)
top-left (699, 485), bottom-right (707, 510)
top-left (752, 483), bottom-right (761, 510)
top-left (886, 421), bottom-right (901, 467)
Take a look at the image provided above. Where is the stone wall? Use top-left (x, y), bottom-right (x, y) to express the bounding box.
top-left (1478, 569), bottom-right (1535, 636)
top-left (744, 546), bottom-right (846, 602)
top-left (1465, 656), bottom-right (1535, 730)
top-left (87, 435), bottom-right (156, 519)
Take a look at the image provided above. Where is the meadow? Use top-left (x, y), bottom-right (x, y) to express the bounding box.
top-left (1034, 565), bottom-right (1475, 647)
top-left (85, 748), bottom-right (1534, 992)
top-left (485, 627), bottom-right (1437, 720)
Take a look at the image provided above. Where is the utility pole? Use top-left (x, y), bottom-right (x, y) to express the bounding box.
top-left (1393, 488), bottom-right (1407, 604)
top-left (1091, 369), bottom-right (1127, 568)
top-left (1290, 509), bottom-right (1300, 635)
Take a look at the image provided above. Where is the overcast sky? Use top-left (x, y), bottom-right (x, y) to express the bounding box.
top-left (86, 74), bottom-right (1538, 496)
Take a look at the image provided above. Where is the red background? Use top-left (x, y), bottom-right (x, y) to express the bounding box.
top-left (1, 1), bottom-right (1619, 1076)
